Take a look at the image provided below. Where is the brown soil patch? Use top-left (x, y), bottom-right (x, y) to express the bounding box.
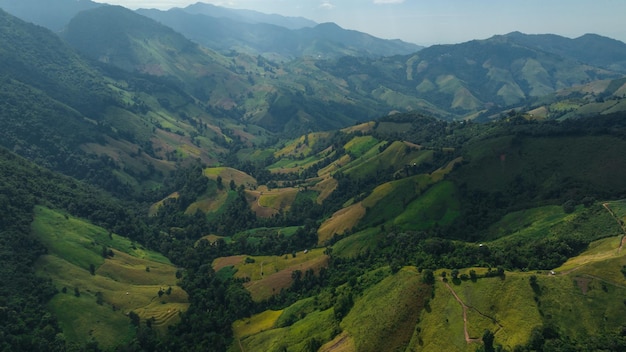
top-left (212, 255), bottom-right (245, 272)
top-left (341, 122), bottom-right (375, 134)
top-left (317, 203), bottom-right (366, 244)
top-left (574, 276), bottom-right (592, 295)
top-left (312, 177), bottom-right (338, 204)
top-left (319, 331), bottom-right (356, 352)
top-left (244, 255), bottom-right (329, 301)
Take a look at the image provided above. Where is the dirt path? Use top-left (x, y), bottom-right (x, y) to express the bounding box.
top-left (238, 338), bottom-right (245, 352)
top-left (442, 280), bottom-right (484, 344)
top-left (602, 203), bottom-right (626, 252)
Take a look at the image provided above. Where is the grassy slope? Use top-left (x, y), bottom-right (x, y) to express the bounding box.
top-left (342, 267), bottom-right (431, 352)
top-left (213, 248), bottom-right (329, 301)
top-left (32, 206), bottom-right (187, 348)
top-left (234, 308), bottom-right (338, 352)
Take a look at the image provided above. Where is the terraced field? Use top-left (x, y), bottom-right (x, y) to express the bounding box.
top-left (32, 206), bottom-right (188, 348)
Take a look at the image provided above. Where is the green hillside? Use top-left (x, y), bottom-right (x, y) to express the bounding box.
top-left (4, 4), bottom-right (626, 351)
top-left (33, 206), bottom-right (187, 349)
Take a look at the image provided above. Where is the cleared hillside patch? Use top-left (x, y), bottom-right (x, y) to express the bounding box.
top-left (394, 180), bottom-right (460, 230)
top-left (204, 166), bottom-right (257, 188)
top-left (317, 203), bottom-right (367, 244)
top-left (213, 249), bottom-right (329, 301)
top-left (342, 267), bottom-right (431, 352)
top-left (235, 308), bottom-right (338, 352)
top-left (32, 207), bottom-right (187, 348)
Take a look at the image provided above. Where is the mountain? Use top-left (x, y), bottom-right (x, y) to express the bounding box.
top-left (62, 6), bottom-right (388, 133)
top-left (0, 8), bottom-right (256, 196)
top-left (180, 2), bottom-right (317, 30)
top-left (0, 0), bottom-right (102, 31)
top-left (5, 4), bottom-right (626, 350)
top-left (503, 31), bottom-right (626, 73)
top-left (61, 7), bottom-right (626, 127)
top-left (137, 7), bottom-right (422, 60)
top-left (313, 33), bottom-right (626, 119)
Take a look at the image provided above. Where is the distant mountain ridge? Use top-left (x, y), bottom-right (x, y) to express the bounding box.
top-left (0, 0), bottom-right (102, 31)
top-left (137, 5), bottom-right (422, 60)
top-left (502, 31), bottom-right (626, 73)
top-left (179, 2), bottom-right (317, 29)
top-left (60, 6), bottom-right (626, 130)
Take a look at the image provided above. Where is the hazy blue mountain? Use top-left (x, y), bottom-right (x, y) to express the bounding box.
top-left (312, 32), bottom-right (625, 118)
top-left (137, 7), bottom-right (422, 60)
top-left (0, 0), bottom-right (102, 31)
top-left (502, 31), bottom-right (626, 73)
top-left (61, 6), bottom-right (626, 128)
top-left (179, 2), bottom-right (317, 29)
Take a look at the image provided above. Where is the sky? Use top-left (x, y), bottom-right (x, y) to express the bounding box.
top-left (94, 0), bottom-right (626, 46)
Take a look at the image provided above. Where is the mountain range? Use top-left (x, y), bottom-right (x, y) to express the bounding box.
top-left (1, 1), bottom-right (626, 351)
top-left (137, 4), bottom-right (422, 60)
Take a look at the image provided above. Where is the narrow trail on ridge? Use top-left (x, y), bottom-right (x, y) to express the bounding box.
top-left (442, 279), bottom-right (502, 344)
top-left (602, 203), bottom-right (626, 253)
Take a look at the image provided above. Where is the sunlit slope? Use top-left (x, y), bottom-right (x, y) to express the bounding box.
top-left (318, 158), bottom-right (460, 244)
top-left (230, 266), bottom-right (431, 352)
top-left (213, 248), bottom-right (329, 301)
top-left (228, 197), bottom-right (626, 351)
top-left (32, 206), bottom-right (188, 348)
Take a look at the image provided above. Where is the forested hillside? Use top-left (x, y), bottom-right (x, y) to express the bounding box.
top-left (1, 3), bottom-right (626, 352)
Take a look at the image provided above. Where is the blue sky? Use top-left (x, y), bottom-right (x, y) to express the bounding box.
top-left (95, 0), bottom-right (626, 46)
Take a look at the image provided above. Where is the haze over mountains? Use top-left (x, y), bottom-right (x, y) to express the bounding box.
top-left (2, 1), bottom-right (626, 351)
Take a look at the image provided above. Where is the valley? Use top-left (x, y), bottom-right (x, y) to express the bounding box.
top-left (1, 1), bottom-right (626, 351)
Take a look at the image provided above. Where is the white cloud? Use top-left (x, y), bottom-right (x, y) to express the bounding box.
top-left (320, 1), bottom-right (335, 10)
top-left (373, 0), bottom-right (405, 4)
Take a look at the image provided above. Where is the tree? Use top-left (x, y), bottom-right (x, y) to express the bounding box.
top-left (89, 263), bottom-right (96, 275)
top-left (469, 270), bottom-right (477, 282)
top-left (422, 269), bottom-right (435, 284)
top-left (482, 329), bottom-right (495, 352)
top-left (129, 311), bottom-right (140, 327)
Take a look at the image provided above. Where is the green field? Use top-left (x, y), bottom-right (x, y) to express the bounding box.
top-left (342, 267), bottom-right (431, 352)
top-left (32, 206), bottom-right (188, 348)
top-left (394, 180), bottom-right (460, 230)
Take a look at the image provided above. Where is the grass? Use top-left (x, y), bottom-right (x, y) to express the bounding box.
top-left (233, 309), bottom-right (284, 340)
top-left (213, 249), bottom-right (329, 301)
top-left (342, 141), bottom-right (429, 180)
top-left (484, 205), bottom-right (571, 241)
top-left (49, 292), bottom-right (136, 348)
top-left (203, 167), bottom-right (257, 188)
top-left (257, 188), bottom-right (299, 210)
top-left (343, 135), bottom-right (380, 158)
top-left (358, 174), bottom-right (434, 229)
top-left (32, 206), bottom-right (187, 348)
top-left (317, 203), bottom-right (367, 244)
top-left (394, 180), bottom-right (460, 230)
top-left (332, 227), bottom-right (383, 259)
top-left (453, 273), bottom-right (543, 349)
top-left (537, 271), bottom-right (626, 341)
top-left (342, 267), bottom-right (431, 352)
top-left (234, 308), bottom-right (339, 352)
top-left (489, 203), bottom-right (620, 258)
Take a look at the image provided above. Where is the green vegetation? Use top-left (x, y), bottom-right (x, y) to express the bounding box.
top-left (4, 5), bottom-right (626, 351)
top-left (33, 207), bottom-right (187, 349)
